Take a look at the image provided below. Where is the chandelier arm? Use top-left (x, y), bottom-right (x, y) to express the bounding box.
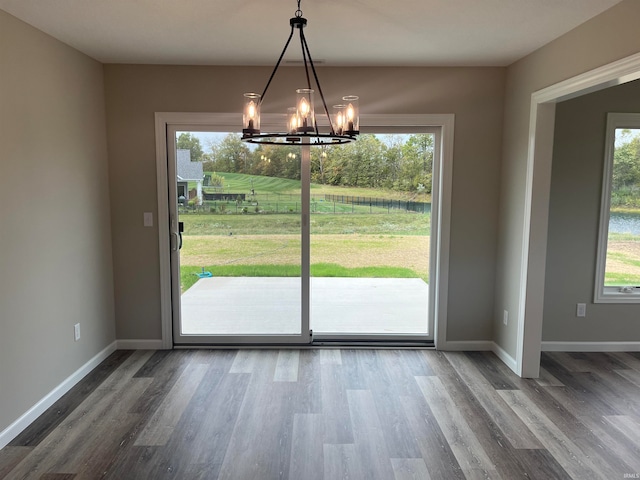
top-left (243, 132), bottom-right (356, 145)
top-left (259, 24), bottom-right (296, 104)
top-left (300, 28), bottom-right (335, 135)
top-left (298, 28), bottom-right (313, 95)
top-left (298, 27), bottom-right (319, 136)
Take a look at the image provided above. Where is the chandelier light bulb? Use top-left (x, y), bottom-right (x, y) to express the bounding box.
top-left (243, 93), bottom-right (261, 134)
top-left (342, 95), bottom-right (359, 135)
top-left (296, 88), bottom-right (315, 133)
top-left (300, 98), bottom-right (309, 115)
top-left (333, 104), bottom-right (346, 135)
top-left (287, 107), bottom-right (299, 135)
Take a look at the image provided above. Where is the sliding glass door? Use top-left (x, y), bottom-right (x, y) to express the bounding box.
top-left (165, 118), bottom-right (437, 346)
top-left (169, 126), bottom-right (309, 345)
top-left (310, 132), bottom-right (434, 341)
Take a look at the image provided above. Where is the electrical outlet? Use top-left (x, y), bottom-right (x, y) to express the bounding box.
top-left (74, 323), bottom-right (81, 341)
top-left (503, 310), bottom-right (508, 326)
top-left (576, 303), bottom-right (586, 318)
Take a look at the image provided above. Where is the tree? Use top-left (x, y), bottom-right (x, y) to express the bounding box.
top-left (208, 172), bottom-right (225, 189)
top-left (311, 149), bottom-right (328, 184)
top-left (211, 133), bottom-right (251, 173)
top-left (280, 148), bottom-right (301, 180)
top-left (380, 135), bottom-right (404, 189)
top-left (613, 132), bottom-right (640, 189)
top-left (329, 135), bottom-right (385, 187)
top-left (611, 131), bottom-right (640, 208)
top-left (400, 134), bottom-right (434, 192)
top-left (177, 133), bottom-right (204, 162)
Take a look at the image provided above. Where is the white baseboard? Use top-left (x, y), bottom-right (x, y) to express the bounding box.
top-left (491, 342), bottom-right (518, 373)
top-left (116, 339), bottom-right (164, 350)
top-left (0, 341), bottom-right (117, 450)
top-left (542, 341), bottom-right (640, 352)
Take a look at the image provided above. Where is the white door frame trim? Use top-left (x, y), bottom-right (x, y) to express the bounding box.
top-left (517, 51), bottom-right (640, 377)
top-left (154, 113), bottom-right (454, 349)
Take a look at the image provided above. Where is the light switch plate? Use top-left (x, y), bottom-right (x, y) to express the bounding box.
top-left (143, 212), bottom-right (153, 227)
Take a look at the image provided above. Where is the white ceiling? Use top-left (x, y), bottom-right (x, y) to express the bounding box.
top-left (0, 0), bottom-right (624, 67)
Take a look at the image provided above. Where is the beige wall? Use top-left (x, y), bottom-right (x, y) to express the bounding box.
top-left (544, 79), bottom-right (640, 341)
top-left (0, 11), bottom-right (115, 433)
top-left (495, 0), bottom-right (640, 357)
top-left (103, 65), bottom-right (506, 343)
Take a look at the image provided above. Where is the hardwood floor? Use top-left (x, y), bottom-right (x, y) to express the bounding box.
top-left (2, 349), bottom-right (640, 479)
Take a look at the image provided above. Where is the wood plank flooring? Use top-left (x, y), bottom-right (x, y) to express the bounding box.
top-left (2, 349), bottom-right (640, 479)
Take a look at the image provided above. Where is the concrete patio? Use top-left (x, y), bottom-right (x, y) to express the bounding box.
top-left (180, 277), bottom-right (429, 335)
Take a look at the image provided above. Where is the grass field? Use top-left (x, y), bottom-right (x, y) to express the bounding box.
top-left (207, 172), bottom-right (300, 194)
top-left (179, 170), bottom-right (433, 296)
top-left (180, 263), bottom-right (419, 292)
top-left (191, 172), bottom-right (429, 215)
top-left (179, 213), bottom-right (429, 236)
top-left (179, 232), bottom-right (430, 292)
top-left (606, 235), bottom-right (640, 286)
top-left (197, 172), bottom-right (432, 202)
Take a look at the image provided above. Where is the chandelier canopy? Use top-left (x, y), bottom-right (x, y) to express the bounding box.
top-left (241, 0), bottom-right (359, 146)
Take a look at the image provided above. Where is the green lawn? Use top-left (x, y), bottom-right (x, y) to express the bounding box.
top-left (605, 250), bottom-right (640, 286)
top-left (180, 173), bottom-right (428, 294)
top-left (187, 172), bottom-right (430, 215)
top-left (605, 234), bottom-right (640, 286)
top-left (181, 263), bottom-right (420, 293)
top-left (605, 272), bottom-right (640, 286)
top-left (197, 172), bottom-right (431, 203)
top-left (206, 172), bottom-right (301, 194)
top-left (179, 213), bottom-right (430, 236)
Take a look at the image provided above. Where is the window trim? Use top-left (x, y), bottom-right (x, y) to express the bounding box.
top-left (594, 112), bottom-right (640, 303)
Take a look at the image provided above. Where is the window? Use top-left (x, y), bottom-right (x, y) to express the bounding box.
top-left (595, 113), bottom-right (640, 303)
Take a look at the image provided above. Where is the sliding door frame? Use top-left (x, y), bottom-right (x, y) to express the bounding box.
top-left (154, 112), bottom-right (454, 348)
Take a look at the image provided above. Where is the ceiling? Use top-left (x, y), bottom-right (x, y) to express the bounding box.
top-left (0, 0), bottom-right (624, 67)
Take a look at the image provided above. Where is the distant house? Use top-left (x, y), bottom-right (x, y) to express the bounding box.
top-left (177, 149), bottom-right (204, 204)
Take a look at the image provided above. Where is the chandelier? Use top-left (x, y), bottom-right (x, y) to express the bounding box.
top-left (241, 0), bottom-right (359, 146)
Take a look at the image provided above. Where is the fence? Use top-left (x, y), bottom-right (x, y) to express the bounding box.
top-left (203, 192), bottom-right (246, 201)
top-left (324, 194), bottom-right (430, 214)
top-left (183, 192), bottom-right (431, 215)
